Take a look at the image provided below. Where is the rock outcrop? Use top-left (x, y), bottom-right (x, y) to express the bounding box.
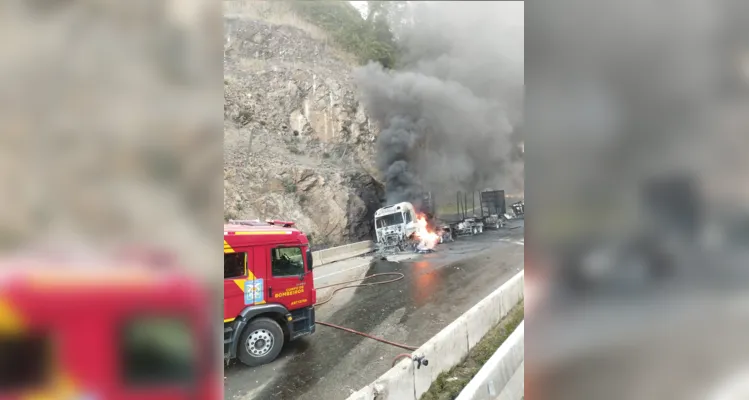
top-left (224, 12), bottom-right (383, 247)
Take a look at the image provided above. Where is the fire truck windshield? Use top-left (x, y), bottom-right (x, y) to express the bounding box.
top-left (376, 212), bottom-right (404, 228)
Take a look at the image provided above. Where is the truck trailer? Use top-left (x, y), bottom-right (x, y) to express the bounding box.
top-left (452, 190), bottom-right (507, 234)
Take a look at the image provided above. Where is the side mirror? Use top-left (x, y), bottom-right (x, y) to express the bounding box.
top-left (306, 248), bottom-right (314, 270)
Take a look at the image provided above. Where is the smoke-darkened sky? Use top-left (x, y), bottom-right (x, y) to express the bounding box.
top-left (354, 1), bottom-right (524, 206)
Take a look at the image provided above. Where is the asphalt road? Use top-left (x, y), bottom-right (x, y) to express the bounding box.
top-left (224, 222), bottom-right (524, 400)
top-left (528, 243), bottom-right (749, 400)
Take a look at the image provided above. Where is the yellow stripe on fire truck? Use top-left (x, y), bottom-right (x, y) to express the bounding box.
top-left (0, 299), bottom-right (81, 400)
top-left (0, 298), bottom-right (23, 333)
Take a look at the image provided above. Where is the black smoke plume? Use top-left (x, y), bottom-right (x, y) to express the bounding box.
top-left (354, 2), bottom-right (524, 206)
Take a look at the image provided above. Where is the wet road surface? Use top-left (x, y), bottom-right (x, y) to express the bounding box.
top-left (224, 223), bottom-right (524, 400)
top-left (528, 242), bottom-right (749, 400)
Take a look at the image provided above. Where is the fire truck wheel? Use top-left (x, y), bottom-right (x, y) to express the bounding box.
top-left (237, 317), bottom-right (285, 367)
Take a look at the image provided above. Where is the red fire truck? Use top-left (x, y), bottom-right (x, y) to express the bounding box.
top-left (223, 220), bottom-right (316, 367)
top-left (0, 259), bottom-right (217, 400)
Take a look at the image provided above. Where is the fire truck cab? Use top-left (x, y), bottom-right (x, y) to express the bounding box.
top-left (0, 264), bottom-right (216, 400)
top-left (223, 220), bottom-right (316, 367)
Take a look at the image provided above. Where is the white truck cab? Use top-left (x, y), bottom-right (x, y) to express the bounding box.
top-left (374, 202), bottom-right (418, 248)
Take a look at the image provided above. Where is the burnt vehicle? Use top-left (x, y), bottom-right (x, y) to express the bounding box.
top-left (373, 193), bottom-right (452, 253)
top-left (374, 202), bottom-right (420, 252)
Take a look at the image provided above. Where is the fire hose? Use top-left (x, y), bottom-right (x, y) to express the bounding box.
top-left (314, 272), bottom-right (429, 369)
top-left (315, 272), bottom-right (405, 306)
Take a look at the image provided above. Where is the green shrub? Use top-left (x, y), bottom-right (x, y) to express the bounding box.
top-left (287, 0), bottom-right (400, 68)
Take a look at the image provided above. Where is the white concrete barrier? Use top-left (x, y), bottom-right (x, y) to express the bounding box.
top-left (312, 240), bottom-right (373, 266)
top-left (373, 358), bottom-right (417, 400)
top-left (496, 361), bottom-right (524, 400)
top-left (455, 321), bottom-right (524, 400)
top-left (345, 270), bottom-right (525, 400)
top-left (347, 358), bottom-right (416, 400)
top-left (414, 315), bottom-right (470, 396)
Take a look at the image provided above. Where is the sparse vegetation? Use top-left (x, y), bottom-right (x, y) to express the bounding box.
top-left (287, 0), bottom-right (401, 68)
top-left (282, 178), bottom-right (297, 193)
top-left (285, 136), bottom-right (303, 154)
top-left (224, 0), bottom-right (403, 67)
top-left (223, 1), bottom-right (386, 246)
top-left (420, 302), bottom-right (524, 400)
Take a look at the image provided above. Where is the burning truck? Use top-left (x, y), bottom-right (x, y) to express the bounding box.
top-left (374, 196), bottom-right (452, 254)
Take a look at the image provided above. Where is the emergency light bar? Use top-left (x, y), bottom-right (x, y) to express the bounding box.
top-left (266, 219), bottom-right (295, 228)
top-left (228, 219), bottom-right (296, 228)
top-left (228, 219), bottom-right (267, 226)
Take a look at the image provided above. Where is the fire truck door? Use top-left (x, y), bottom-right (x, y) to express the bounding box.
top-left (224, 250), bottom-right (250, 321)
top-left (267, 246), bottom-right (310, 310)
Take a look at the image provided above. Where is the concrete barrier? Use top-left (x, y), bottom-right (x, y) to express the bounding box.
top-left (413, 314), bottom-right (470, 396)
top-left (345, 270), bottom-right (525, 400)
top-left (312, 240), bottom-right (373, 266)
top-left (496, 361), bottom-right (524, 400)
top-left (455, 321), bottom-right (524, 400)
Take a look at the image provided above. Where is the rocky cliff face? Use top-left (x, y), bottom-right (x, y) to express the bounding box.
top-left (223, 13), bottom-right (383, 247)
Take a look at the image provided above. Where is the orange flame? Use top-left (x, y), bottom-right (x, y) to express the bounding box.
top-left (414, 213), bottom-right (441, 250)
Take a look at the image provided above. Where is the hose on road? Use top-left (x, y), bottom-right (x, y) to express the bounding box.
top-left (314, 272), bottom-right (422, 358)
top-left (315, 272), bottom-right (405, 306)
top-left (316, 321), bottom-right (418, 351)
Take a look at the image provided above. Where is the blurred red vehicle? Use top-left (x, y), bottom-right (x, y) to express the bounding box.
top-left (0, 259), bottom-right (218, 400)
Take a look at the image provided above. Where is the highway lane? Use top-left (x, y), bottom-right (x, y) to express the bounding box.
top-left (224, 222), bottom-right (524, 400)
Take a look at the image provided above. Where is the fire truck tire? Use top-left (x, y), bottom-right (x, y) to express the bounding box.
top-left (237, 317), bottom-right (285, 367)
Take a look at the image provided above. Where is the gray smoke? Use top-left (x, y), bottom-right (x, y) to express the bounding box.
top-left (527, 0), bottom-right (736, 223)
top-left (354, 2), bottom-right (524, 206)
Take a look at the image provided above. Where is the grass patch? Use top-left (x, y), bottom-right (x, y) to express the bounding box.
top-left (420, 301), bottom-right (524, 400)
top-left (224, 0), bottom-right (400, 67)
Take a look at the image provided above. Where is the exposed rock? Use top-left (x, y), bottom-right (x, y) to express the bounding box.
top-left (224, 15), bottom-right (383, 246)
